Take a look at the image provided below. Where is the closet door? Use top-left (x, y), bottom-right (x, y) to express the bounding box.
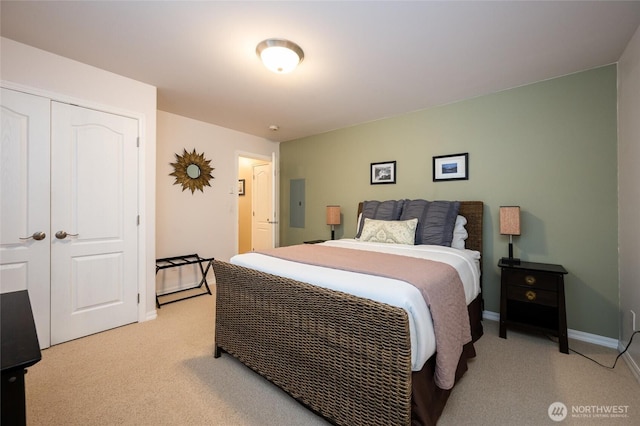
top-left (0, 88), bottom-right (52, 348)
top-left (50, 102), bottom-right (139, 345)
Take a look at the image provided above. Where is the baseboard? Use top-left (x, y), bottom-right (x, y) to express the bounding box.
top-left (482, 310), bottom-right (618, 348)
top-left (621, 351), bottom-right (640, 384)
top-left (483, 310), bottom-right (500, 322)
top-left (157, 284), bottom-right (194, 295)
top-left (568, 328), bottom-right (618, 348)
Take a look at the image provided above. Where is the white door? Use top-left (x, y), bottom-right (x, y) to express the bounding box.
top-left (0, 88), bottom-right (51, 348)
top-left (252, 162), bottom-right (274, 250)
top-left (50, 102), bottom-right (139, 345)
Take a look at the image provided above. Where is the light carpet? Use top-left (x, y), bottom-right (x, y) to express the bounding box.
top-left (25, 294), bottom-right (639, 425)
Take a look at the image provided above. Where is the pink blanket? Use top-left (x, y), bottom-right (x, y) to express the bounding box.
top-left (257, 244), bottom-right (471, 389)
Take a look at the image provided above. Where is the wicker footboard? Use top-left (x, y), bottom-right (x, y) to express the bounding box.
top-left (213, 260), bottom-right (413, 426)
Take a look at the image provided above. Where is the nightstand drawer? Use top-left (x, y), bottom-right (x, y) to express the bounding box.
top-left (502, 269), bottom-right (558, 291)
top-left (507, 286), bottom-right (557, 307)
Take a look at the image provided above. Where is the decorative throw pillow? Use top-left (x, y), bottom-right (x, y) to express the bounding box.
top-left (358, 218), bottom-right (418, 245)
top-left (355, 200), bottom-right (405, 238)
top-left (451, 215), bottom-right (468, 250)
top-left (400, 199), bottom-right (460, 246)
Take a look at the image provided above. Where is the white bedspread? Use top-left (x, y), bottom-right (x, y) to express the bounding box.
top-left (229, 239), bottom-right (481, 371)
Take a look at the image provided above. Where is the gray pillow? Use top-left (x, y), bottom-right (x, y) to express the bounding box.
top-left (400, 199), bottom-right (460, 246)
top-left (355, 200), bottom-right (405, 238)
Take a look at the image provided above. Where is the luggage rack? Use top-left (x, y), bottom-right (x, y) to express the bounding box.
top-left (155, 254), bottom-right (213, 308)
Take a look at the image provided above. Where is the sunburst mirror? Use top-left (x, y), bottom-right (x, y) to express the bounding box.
top-left (169, 148), bottom-right (214, 194)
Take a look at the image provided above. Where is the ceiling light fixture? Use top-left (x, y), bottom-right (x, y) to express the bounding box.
top-left (256, 38), bottom-right (304, 74)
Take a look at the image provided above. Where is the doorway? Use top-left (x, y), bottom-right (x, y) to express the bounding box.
top-left (238, 155), bottom-right (276, 253)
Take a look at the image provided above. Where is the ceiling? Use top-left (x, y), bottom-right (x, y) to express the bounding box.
top-left (2, 1), bottom-right (640, 142)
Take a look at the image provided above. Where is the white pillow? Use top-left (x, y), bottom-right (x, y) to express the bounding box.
top-left (451, 215), bottom-right (468, 250)
top-left (358, 218), bottom-right (418, 245)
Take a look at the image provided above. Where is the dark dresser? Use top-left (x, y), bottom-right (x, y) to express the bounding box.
top-left (1, 290), bottom-right (42, 425)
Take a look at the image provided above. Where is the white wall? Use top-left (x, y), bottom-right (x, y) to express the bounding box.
top-left (156, 111), bottom-right (278, 293)
top-left (0, 37), bottom-right (158, 321)
top-left (618, 25), bottom-right (640, 378)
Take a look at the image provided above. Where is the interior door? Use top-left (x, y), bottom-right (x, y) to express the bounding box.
top-left (50, 102), bottom-right (139, 345)
top-left (0, 88), bottom-right (51, 348)
top-left (251, 162), bottom-right (274, 250)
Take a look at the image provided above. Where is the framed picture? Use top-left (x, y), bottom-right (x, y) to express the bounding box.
top-left (370, 161), bottom-right (396, 185)
top-left (238, 179), bottom-right (245, 196)
top-left (433, 153), bottom-right (469, 181)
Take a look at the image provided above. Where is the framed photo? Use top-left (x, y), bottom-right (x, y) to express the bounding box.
top-left (433, 153), bottom-right (469, 181)
top-left (370, 161), bottom-right (396, 185)
top-left (238, 179), bottom-right (245, 196)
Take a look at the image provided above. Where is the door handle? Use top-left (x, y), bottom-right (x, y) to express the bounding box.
top-left (55, 230), bottom-right (79, 240)
top-left (19, 231), bottom-right (46, 241)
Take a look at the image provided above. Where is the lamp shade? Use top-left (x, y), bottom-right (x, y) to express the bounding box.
top-left (499, 206), bottom-right (521, 236)
top-left (326, 205), bottom-right (341, 225)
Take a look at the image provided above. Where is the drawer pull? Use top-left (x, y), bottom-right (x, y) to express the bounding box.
top-left (525, 275), bottom-right (536, 285)
top-left (525, 290), bottom-right (537, 301)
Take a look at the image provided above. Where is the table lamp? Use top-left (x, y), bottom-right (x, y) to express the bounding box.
top-left (326, 205), bottom-right (341, 240)
top-left (500, 206), bottom-right (521, 265)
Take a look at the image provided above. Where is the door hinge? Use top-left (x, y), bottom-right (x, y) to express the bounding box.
top-left (137, 215), bottom-right (140, 226)
top-left (136, 137), bottom-right (140, 148)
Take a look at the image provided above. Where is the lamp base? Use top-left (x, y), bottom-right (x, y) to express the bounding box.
top-left (500, 257), bottom-right (521, 266)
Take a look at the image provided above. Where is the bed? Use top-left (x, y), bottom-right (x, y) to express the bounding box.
top-left (213, 200), bottom-right (484, 425)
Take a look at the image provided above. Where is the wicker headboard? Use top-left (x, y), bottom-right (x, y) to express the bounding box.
top-left (356, 201), bottom-right (484, 256)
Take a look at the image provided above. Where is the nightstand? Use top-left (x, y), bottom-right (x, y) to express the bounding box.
top-left (304, 239), bottom-right (326, 244)
top-left (498, 259), bottom-right (569, 353)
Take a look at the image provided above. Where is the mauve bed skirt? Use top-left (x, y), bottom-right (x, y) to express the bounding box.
top-left (213, 260), bottom-right (483, 426)
top-left (412, 295), bottom-right (483, 425)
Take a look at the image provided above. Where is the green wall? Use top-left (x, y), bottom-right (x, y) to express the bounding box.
top-left (280, 65), bottom-right (618, 338)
